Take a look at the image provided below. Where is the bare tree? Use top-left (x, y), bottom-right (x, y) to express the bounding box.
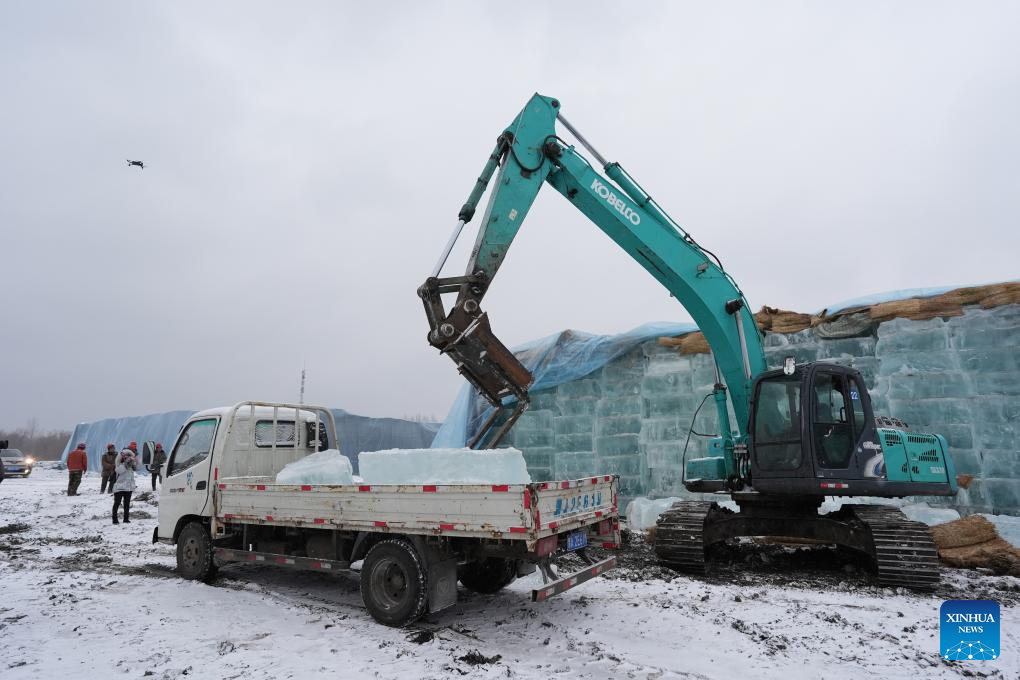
top-left (0, 421), bottom-right (72, 460)
top-left (25, 416), bottom-right (38, 440)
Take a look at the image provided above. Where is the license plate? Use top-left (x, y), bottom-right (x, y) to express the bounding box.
top-left (566, 530), bottom-right (588, 551)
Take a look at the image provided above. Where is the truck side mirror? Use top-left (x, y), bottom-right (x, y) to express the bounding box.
top-left (141, 441), bottom-right (155, 466)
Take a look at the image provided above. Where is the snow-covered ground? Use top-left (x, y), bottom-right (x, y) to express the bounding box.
top-left (2, 467), bottom-right (1018, 680)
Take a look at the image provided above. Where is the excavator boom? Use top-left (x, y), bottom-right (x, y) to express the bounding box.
top-left (419, 93), bottom-right (765, 457)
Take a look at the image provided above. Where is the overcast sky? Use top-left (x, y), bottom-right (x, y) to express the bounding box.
top-left (1, 1), bottom-right (1018, 430)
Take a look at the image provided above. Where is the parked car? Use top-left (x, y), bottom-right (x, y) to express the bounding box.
top-left (0, 449), bottom-right (34, 478)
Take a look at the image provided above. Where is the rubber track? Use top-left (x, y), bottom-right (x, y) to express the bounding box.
top-left (851, 505), bottom-right (940, 590)
top-left (654, 500), bottom-right (713, 574)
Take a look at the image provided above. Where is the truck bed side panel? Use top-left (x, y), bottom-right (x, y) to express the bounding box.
top-left (216, 481), bottom-right (531, 540)
top-left (215, 477), bottom-right (618, 543)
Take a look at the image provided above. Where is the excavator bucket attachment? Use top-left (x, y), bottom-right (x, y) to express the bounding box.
top-left (441, 312), bottom-right (533, 448)
top-left (444, 311), bottom-right (534, 448)
top-left (419, 276), bottom-right (533, 448)
top-left (444, 312), bottom-right (532, 406)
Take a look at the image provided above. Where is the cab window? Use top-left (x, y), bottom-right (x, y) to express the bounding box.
top-left (848, 377), bottom-right (868, 439)
top-left (753, 377), bottom-right (802, 471)
top-left (813, 373), bottom-right (854, 468)
top-left (168, 418), bottom-right (217, 476)
top-left (255, 420), bottom-right (296, 448)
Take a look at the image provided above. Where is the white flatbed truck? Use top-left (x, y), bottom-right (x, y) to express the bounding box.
top-left (152, 401), bottom-right (620, 626)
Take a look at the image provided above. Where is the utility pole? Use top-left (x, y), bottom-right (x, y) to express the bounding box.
top-left (299, 367), bottom-right (306, 405)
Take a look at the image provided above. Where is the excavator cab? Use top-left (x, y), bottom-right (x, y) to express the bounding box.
top-left (747, 362), bottom-right (957, 497)
top-left (669, 361), bottom-right (957, 588)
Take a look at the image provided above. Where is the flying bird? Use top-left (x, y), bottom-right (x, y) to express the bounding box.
top-left (126, 159), bottom-right (145, 169)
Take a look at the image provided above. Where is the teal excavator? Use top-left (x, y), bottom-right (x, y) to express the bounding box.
top-left (419, 94), bottom-right (958, 589)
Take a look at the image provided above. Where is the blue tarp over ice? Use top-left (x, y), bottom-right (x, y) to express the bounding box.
top-left (62, 411), bottom-right (194, 471)
top-left (431, 321), bottom-right (697, 448)
top-left (62, 408), bottom-right (439, 474)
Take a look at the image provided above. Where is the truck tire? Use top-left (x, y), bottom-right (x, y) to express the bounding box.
top-left (458, 558), bottom-right (517, 594)
top-left (360, 538), bottom-right (428, 627)
top-left (176, 522), bottom-right (218, 583)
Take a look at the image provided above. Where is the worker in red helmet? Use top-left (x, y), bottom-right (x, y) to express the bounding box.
top-left (66, 442), bottom-right (88, 496)
top-left (150, 443), bottom-right (167, 491)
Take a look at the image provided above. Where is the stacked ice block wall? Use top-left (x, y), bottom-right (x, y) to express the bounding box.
top-left (502, 305), bottom-right (1020, 515)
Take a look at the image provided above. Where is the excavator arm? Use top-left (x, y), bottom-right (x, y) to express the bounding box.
top-left (419, 94), bottom-right (766, 469)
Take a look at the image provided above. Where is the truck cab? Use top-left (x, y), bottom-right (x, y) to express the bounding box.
top-left (156, 402), bottom-right (334, 544)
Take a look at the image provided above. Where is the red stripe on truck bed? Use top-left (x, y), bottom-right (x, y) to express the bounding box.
top-left (439, 523), bottom-right (455, 530)
top-left (313, 518), bottom-right (326, 524)
top-left (256, 484), bottom-right (266, 491)
top-left (374, 521), bottom-right (388, 527)
top-left (300, 485), bottom-right (312, 491)
top-left (508, 527), bottom-right (527, 534)
top-left (491, 484), bottom-right (509, 492)
top-left (422, 485), bottom-right (437, 492)
top-left (358, 485), bottom-right (371, 492)
top-left (523, 491), bottom-right (531, 509)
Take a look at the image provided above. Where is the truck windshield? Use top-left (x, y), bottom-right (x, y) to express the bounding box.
top-left (168, 418), bottom-right (217, 476)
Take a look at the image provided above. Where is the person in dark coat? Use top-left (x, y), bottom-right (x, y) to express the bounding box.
top-left (150, 443), bottom-right (167, 491)
top-left (100, 444), bottom-right (118, 493)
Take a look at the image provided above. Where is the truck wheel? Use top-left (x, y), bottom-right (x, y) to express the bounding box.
top-left (459, 558), bottom-right (517, 594)
top-left (361, 538), bottom-right (428, 627)
top-left (177, 522), bottom-right (218, 583)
